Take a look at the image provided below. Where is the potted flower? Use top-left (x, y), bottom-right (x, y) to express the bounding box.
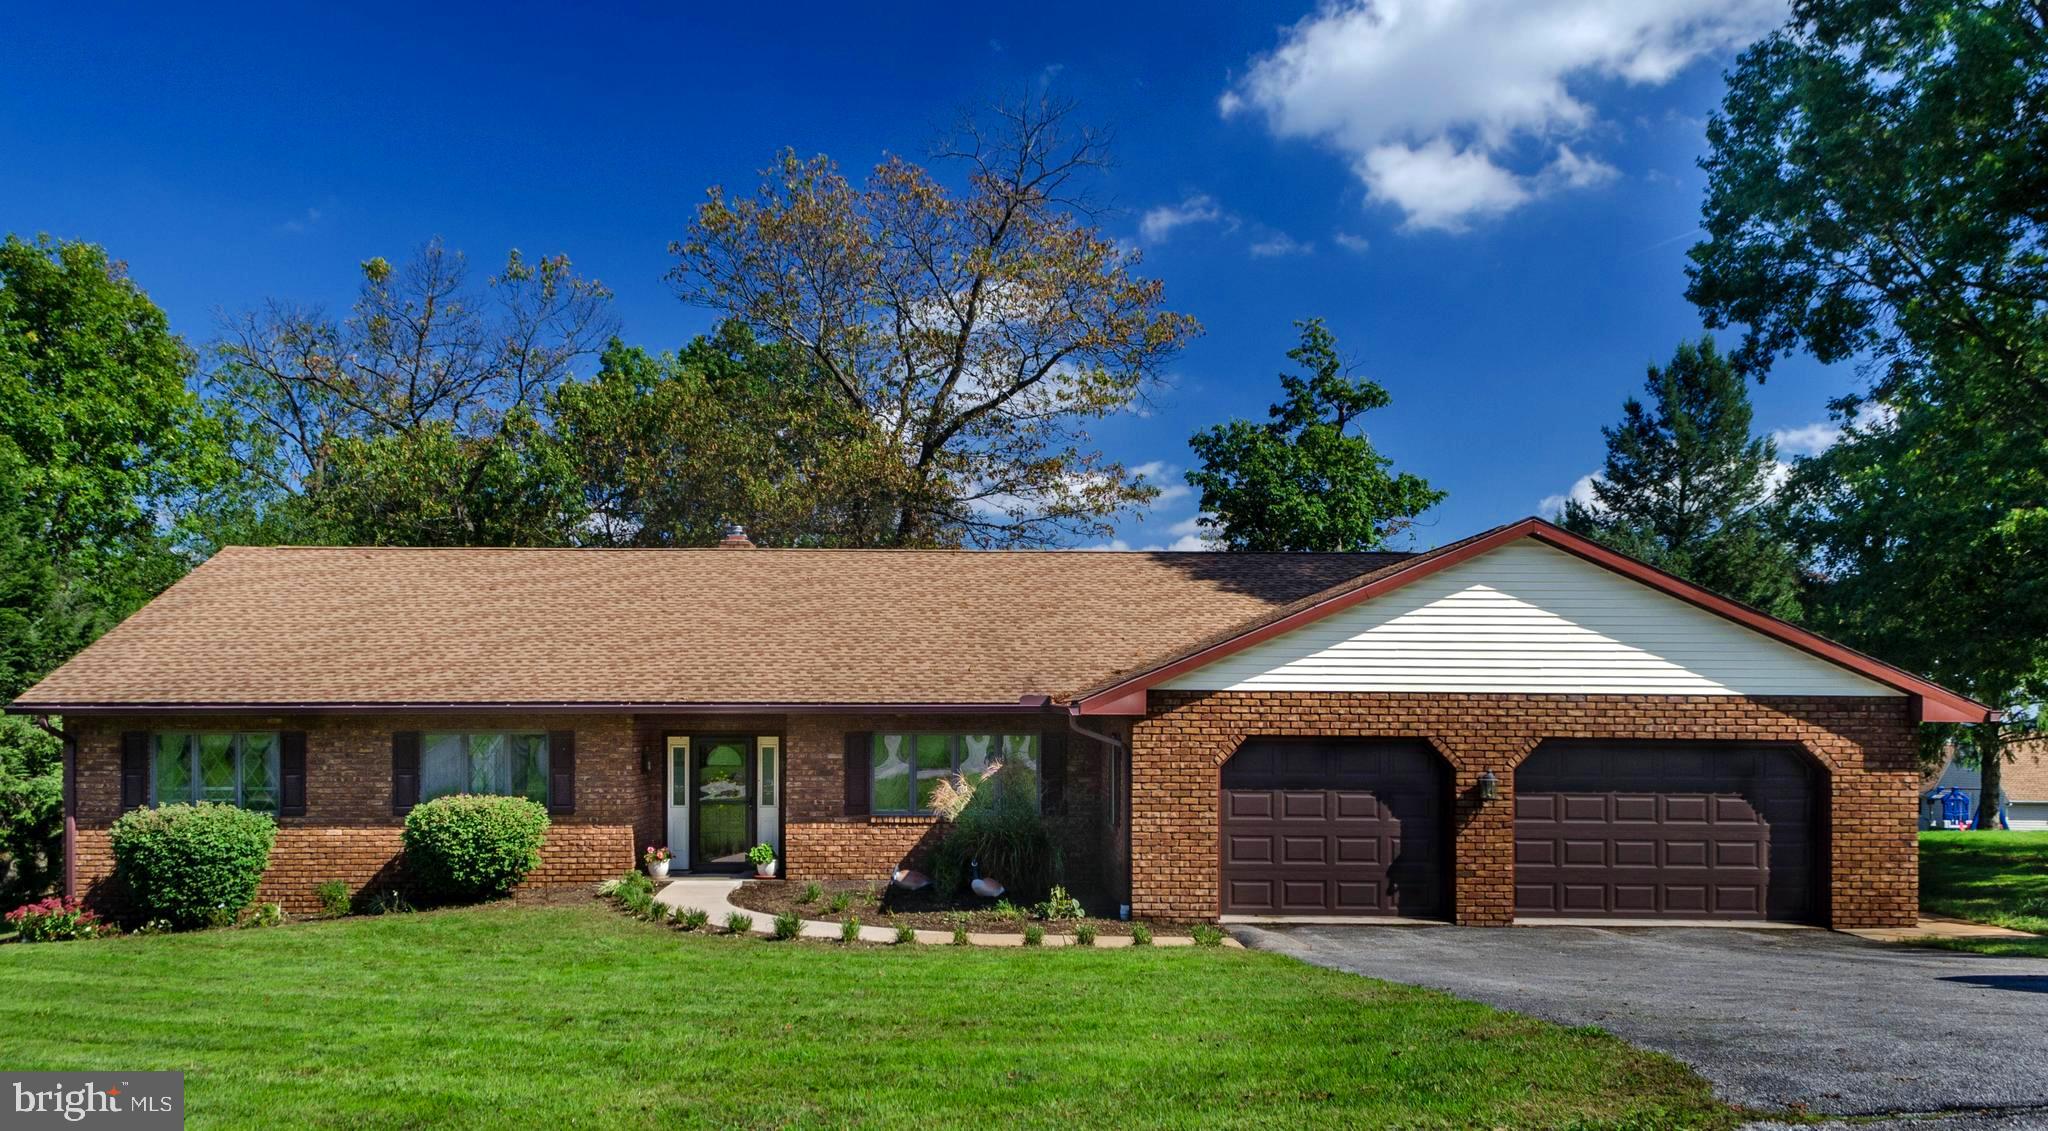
top-left (643, 845), bottom-right (672, 879)
top-left (746, 842), bottom-right (777, 879)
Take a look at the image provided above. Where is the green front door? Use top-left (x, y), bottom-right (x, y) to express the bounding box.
top-left (693, 737), bottom-right (753, 871)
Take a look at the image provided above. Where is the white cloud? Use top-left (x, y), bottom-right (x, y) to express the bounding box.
top-left (1139, 195), bottom-right (1230, 243)
top-left (1223, 0), bottom-right (1782, 231)
top-left (1131, 460), bottom-right (1192, 504)
top-left (1537, 472), bottom-right (1603, 519)
top-left (1769, 402), bottom-right (1899, 458)
top-left (1249, 232), bottom-right (1315, 257)
top-left (1333, 231), bottom-right (1372, 253)
top-left (1769, 422), bottom-right (1840, 457)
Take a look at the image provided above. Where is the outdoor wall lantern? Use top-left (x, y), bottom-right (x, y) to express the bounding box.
top-left (1476, 771), bottom-right (1500, 802)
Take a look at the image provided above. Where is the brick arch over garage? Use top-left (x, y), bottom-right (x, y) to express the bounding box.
top-left (1126, 691), bottom-right (1916, 928)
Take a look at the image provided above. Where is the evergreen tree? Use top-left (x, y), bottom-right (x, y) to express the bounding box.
top-left (1561, 338), bottom-right (1802, 619)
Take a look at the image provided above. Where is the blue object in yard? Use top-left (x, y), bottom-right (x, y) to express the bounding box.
top-left (1938, 787), bottom-right (1974, 828)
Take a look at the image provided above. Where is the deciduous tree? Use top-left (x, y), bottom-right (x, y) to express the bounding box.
top-left (1689, 0), bottom-right (2048, 826)
top-left (670, 97), bottom-right (1199, 547)
top-left (549, 324), bottom-right (904, 548)
top-left (208, 239), bottom-right (614, 546)
top-left (1186, 319), bottom-right (1441, 552)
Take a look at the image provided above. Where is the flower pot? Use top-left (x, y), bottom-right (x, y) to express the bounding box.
top-left (754, 861), bottom-right (777, 879)
top-left (646, 859), bottom-right (670, 879)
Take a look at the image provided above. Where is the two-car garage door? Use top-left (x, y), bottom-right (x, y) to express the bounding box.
top-left (1219, 737), bottom-right (1821, 922)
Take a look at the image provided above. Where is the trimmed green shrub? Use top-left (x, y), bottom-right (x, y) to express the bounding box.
top-left (315, 881), bottom-right (352, 918)
top-left (773, 910), bottom-right (802, 940)
top-left (109, 802), bottom-right (276, 930)
top-left (724, 911), bottom-right (754, 934)
top-left (1129, 923), bottom-right (1153, 946)
top-left (400, 795), bottom-right (549, 905)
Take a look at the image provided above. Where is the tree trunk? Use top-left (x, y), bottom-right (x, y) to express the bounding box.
top-left (1975, 721), bottom-right (2006, 831)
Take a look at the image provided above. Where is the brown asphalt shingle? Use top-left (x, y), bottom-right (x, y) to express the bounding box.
top-left (11, 546), bottom-right (1409, 709)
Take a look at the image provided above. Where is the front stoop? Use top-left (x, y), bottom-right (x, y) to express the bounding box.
top-left (649, 877), bottom-right (1240, 948)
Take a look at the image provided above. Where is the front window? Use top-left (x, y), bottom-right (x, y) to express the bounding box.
top-left (151, 732), bottom-right (279, 812)
top-left (421, 732), bottom-right (549, 803)
top-left (871, 733), bottom-right (1040, 816)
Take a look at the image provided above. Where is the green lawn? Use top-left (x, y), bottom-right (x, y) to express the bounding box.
top-left (0, 900), bottom-right (1744, 1129)
top-left (1918, 830), bottom-right (2048, 958)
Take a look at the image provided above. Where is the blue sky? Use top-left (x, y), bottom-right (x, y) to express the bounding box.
top-left (1, 1), bottom-right (1852, 551)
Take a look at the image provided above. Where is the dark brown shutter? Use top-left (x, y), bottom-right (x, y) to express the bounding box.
top-left (120, 732), bottom-right (150, 809)
top-left (843, 730), bottom-right (871, 816)
top-left (1040, 732), bottom-right (1068, 815)
top-left (391, 731), bottom-right (421, 815)
top-left (547, 730), bottom-right (575, 815)
top-left (279, 731), bottom-right (308, 816)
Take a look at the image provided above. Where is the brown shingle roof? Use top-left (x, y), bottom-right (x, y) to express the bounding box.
top-left (10, 546), bottom-right (1408, 710)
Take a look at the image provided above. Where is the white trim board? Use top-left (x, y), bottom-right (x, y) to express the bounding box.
top-left (1161, 541), bottom-right (1899, 698)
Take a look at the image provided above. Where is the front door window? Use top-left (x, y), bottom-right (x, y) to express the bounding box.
top-left (694, 738), bottom-right (752, 869)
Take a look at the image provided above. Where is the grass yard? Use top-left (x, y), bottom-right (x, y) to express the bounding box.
top-left (0, 900), bottom-right (1743, 1129)
top-left (1918, 830), bottom-right (2048, 958)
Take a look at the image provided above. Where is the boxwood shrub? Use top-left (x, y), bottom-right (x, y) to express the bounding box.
top-left (109, 802), bottom-right (277, 930)
top-left (401, 795), bottom-right (549, 905)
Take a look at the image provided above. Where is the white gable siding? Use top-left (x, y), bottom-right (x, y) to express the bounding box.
top-left (1160, 541), bottom-right (1899, 697)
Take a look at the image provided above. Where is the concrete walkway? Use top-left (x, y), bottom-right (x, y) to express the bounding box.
top-left (650, 876), bottom-right (1236, 947)
top-left (1844, 915), bottom-right (2038, 944)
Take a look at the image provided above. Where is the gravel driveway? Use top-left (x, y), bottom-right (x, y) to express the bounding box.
top-left (1234, 924), bottom-right (2048, 1122)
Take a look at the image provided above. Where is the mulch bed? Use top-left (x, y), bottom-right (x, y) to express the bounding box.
top-left (722, 879), bottom-right (1190, 937)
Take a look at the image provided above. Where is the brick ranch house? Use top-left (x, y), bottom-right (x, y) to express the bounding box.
top-left (9, 518), bottom-right (1990, 928)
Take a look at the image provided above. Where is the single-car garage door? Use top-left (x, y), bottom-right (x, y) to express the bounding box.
top-left (1515, 741), bottom-right (1821, 921)
top-left (1220, 739), bottom-right (1449, 917)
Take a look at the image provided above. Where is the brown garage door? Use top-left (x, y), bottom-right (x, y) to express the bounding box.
top-left (1515, 741), bottom-right (1820, 921)
top-left (1220, 739), bottom-right (1449, 917)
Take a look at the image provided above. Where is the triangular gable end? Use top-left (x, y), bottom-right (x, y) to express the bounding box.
top-left (1157, 540), bottom-right (1895, 697)
top-left (1074, 519), bottom-right (1991, 722)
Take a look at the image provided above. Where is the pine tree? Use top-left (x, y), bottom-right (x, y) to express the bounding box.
top-left (1561, 338), bottom-right (1802, 619)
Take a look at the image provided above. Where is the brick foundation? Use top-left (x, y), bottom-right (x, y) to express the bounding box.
top-left (1129, 691), bottom-right (1919, 929)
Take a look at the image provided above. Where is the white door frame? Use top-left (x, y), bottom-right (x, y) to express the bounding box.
top-left (664, 733), bottom-right (782, 872)
top-left (665, 735), bottom-right (692, 871)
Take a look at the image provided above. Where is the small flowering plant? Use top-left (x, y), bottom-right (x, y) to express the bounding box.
top-left (642, 845), bottom-right (672, 865)
top-left (6, 896), bottom-right (107, 943)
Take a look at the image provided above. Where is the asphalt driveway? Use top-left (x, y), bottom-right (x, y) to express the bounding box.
top-left (1235, 924), bottom-right (2048, 1122)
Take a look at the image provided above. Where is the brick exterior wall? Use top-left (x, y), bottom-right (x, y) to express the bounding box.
top-left (66, 693), bottom-right (1914, 927)
top-left (67, 710), bottom-right (1118, 917)
top-left (1129, 691), bottom-right (1919, 929)
top-left (69, 713), bottom-right (652, 918)
top-left (776, 714), bottom-right (1110, 895)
